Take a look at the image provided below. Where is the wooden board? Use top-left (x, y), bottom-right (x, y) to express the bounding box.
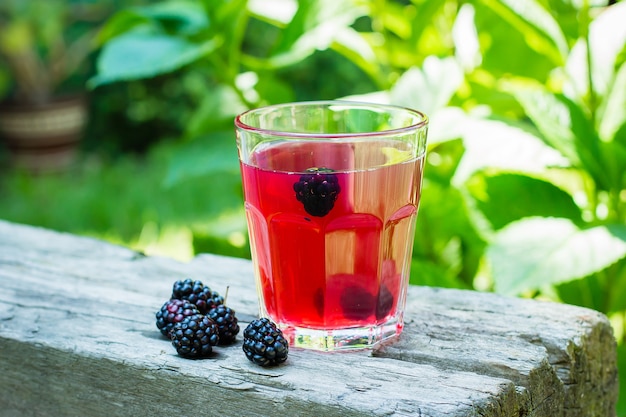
top-left (0, 220), bottom-right (618, 416)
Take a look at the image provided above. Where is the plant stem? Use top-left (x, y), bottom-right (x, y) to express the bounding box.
top-left (581, 0), bottom-right (597, 124)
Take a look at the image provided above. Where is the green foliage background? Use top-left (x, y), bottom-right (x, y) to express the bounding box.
top-left (1, 0), bottom-right (626, 411)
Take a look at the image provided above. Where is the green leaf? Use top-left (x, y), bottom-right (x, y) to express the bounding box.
top-left (96, 1), bottom-right (209, 45)
top-left (163, 131), bottom-right (240, 187)
top-left (476, 0), bottom-right (568, 65)
top-left (598, 61), bottom-right (626, 142)
top-left (554, 274), bottom-right (606, 312)
top-left (408, 0), bottom-right (446, 46)
top-left (414, 182), bottom-right (488, 286)
top-left (467, 173), bottom-right (582, 230)
top-left (504, 80), bottom-right (579, 164)
top-left (132, 1), bottom-right (210, 35)
top-left (330, 28), bottom-right (384, 89)
top-left (565, 2), bottom-right (626, 101)
top-left (95, 10), bottom-right (152, 46)
top-left (424, 138), bottom-right (465, 185)
top-left (506, 80), bottom-right (614, 190)
top-left (451, 115), bottom-right (569, 185)
top-left (184, 84), bottom-right (247, 138)
top-left (90, 31), bottom-right (220, 87)
top-left (489, 217), bottom-right (626, 295)
top-left (390, 57), bottom-right (464, 117)
top-left (255, 0), bottom-right (366, 68)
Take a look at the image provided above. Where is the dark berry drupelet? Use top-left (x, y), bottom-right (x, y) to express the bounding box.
top-left (170, 314), bottom-right (219, 358)
top-left (171, 278), bottom-right (224, 314)
top-left (293, 167), bottom-right (340, 217)
top-left (155, 299), bottom-right (200, 339)
top-left (242, 318), bottom-right (289, 367)
top-left (208, 305), bottom-right (240, 345)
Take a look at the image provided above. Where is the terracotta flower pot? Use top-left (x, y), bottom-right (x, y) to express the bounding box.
top-left (0, 95), bottom-right (88, 173)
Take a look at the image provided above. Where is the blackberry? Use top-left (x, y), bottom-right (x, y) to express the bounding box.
top-left (293, 167), bottom-right (340, 217)
top-left (242, 318), bottom-right (289, 367)
top-left (155, 299), bottom-right (200, 339)
top-left (340, 285), bottom-right (376, 321)
top-left (170, 314), bottom-right (219, 358)
top-left (376, 284), bottom-right (394, 320)
top-left (171, 278), bottom-right (224, 314)
top-left (208, 305), bottom-right (240, 345)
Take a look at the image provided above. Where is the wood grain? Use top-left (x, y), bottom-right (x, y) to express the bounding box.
top-left (0, 220), bottom-right (618, 416)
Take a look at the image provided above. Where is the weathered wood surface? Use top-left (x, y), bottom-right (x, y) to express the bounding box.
top-left (0, 219), bottom-right (618, 417)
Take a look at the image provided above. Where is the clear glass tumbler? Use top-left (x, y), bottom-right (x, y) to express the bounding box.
top-left (235, 101), bottom-right (428, 351)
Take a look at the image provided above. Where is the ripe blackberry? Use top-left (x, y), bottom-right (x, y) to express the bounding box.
top-left (155, 299), bottom-right (200, 339)
top-left (171, 278), bottom-right (224, 314)
top-left (242, 318), bottom-right (289, 367)
top-left (170, 314), bottom-right (219, 358)
top-left (293, 167), bottom-right (340, 217)
top-left (208, 305), bottom-right (240, 345)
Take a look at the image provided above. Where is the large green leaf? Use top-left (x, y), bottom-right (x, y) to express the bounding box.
top-left (476, 0), bottom-right (568, 65)
top-left (507, 81), bottom-right (614, 190)
top-left (467, 172), bottom-right (582, 230)
top-left (451, 115), bottom-right (569, 185)
top-left (489, 217), bottom-right (626, 295)
top-left (90, 31), bottom-right (220, 87)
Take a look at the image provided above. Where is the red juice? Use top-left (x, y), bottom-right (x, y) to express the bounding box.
top-left (241, 139), bottom-right (424, 333)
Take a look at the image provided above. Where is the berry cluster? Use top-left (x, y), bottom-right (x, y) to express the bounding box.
top-left (155, 278), bottom-right (289, 366)
top-left (155, 279), bottom-right (239, 358)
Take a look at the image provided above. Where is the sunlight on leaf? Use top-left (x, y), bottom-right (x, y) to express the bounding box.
top-left (248, 0), bottom-right (298, 25)
top-left (478, 0), bottom-right (568, 64)
top-left (451, 116), bottom-right (569, 185)
top-left (565, 2), bottom-right (626, 100)
top-left (489, 217), bottom-right (626, 295)
top-left (390, 57), bottom-right (464, 116)
top-left (599, 61), bottom-right (626, 142)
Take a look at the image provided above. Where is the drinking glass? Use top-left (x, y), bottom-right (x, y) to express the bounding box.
top-left (235, 101), bottom-right (428, 351)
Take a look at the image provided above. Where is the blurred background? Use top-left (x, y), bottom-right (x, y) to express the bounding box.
top-left (0, 0), bottom-right (625, 410)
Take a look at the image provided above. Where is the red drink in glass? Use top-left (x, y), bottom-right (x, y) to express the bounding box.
top-left (235, 102), bottom-right (428, 350)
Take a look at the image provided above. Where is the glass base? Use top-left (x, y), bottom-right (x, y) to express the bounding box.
top-left (276, 316), bottom-right (404, 351)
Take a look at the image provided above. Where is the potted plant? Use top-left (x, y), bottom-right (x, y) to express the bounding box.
top-left (0, 0), bottom-right (107, 172)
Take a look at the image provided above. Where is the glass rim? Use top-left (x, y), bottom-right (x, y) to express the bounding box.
top-left (234, 100), bottom-right (428, 139)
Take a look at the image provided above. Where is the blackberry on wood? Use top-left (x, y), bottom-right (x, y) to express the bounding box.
top-left (171, 278), bottom-right (224, 314)
top-left (242, 318), bottom-right (289, 367)
top-left (155, 299), bottom-right (200, 339)
top-left (208, 305), bottom-right (240, 345)
top-left (170, 315), bottom-right (219, 358)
